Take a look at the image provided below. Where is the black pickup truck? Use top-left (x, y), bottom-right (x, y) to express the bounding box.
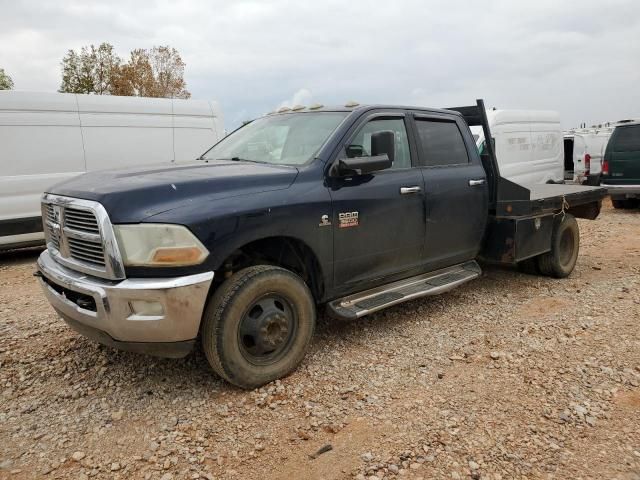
top-left (36, 100), bottom-right (605, 389)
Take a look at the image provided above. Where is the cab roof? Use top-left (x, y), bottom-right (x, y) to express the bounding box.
top-left (266, 103), bottom-right (462, 118)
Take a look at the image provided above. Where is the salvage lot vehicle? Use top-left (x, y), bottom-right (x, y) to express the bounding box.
top-left (471, 109), bottom-right (565, 185)
top-left (0, 91), bottom-right (223, 251)
top-left (35, 99), bottom-right (606, 389)
top-left (601, 121), bottom-right (640, 208)
top-left (564, 127), bottom-right (613, 185)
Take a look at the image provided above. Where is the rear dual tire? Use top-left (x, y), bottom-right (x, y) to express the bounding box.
top-left (536, 214), bottom-right (580, 278)
top-left (516, 214), bottom-right (580, 278)
top-left (201, 265), bottom-right (316, 390)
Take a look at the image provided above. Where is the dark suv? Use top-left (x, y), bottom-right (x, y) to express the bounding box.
top-left (601, 122), bottom-right (640, 208)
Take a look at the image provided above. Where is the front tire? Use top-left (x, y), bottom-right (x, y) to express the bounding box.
top-left (201, 265), bottom-right (316, 389)
top-left (536, 214), bottom-right (580, 278)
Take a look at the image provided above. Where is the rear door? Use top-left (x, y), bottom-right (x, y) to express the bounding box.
top-left (410, 114), bottom-right (488, 271)
top-left (606, 125), bottom-right (640, 183)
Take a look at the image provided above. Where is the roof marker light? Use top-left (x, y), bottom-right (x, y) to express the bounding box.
top-left (345, 100), bottom-right (360, 107)
top-left (277, 106), bottom-right (291, 113)
top-left (291, 105), bottom-right (305, 111)
top-left (308, 103), bottom-right (324, 110)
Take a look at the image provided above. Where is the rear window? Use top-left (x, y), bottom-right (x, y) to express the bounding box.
top-left (415, 119), bottom-right (469, 167)
top-left (612, 125), bottom-right (640, 152)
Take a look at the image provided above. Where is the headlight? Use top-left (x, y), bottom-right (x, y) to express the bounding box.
top-left (113, 224), bottom-right (209, 267)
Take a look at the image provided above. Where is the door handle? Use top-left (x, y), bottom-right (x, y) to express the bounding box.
top-left (468, 179), bottom-right (486, 186)
top-left (400, 186), bottom-right (422, 194)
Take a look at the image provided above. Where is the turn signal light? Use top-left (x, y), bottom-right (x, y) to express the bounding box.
top-left (584, 153), bottom-right (591, 174)
top-left (151, 247), bottom-right (205, 265)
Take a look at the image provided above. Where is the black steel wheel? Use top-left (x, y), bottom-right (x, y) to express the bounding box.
top-left (238, 294), bottom-right (297, 365)
top-left (201, 265), bottom-right (316, 389)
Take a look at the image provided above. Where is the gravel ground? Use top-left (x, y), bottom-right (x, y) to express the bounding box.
top-left (1, 200), bottom-right (639, 480)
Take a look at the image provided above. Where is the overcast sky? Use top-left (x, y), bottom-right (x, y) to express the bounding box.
top-left (1, 0), bottom-right (639, 129)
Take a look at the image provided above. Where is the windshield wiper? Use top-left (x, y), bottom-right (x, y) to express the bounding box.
top-left (217, 157), bottom-right (267, 164)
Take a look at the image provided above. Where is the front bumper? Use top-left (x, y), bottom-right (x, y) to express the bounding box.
top-left (37, 250), bottom-right (214, 358)
top-left (601, 183), bottom-right (640, 197)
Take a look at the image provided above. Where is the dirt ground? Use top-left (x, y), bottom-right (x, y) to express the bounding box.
top-left (1, 199), bottom-right (639, 480)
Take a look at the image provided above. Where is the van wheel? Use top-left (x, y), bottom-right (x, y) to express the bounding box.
top-left (536, 214), bottom-right (579, 278)
top-left (612, 199), bottom-right (637, 209)
top-left (201, 265), bottom-right (316, 389)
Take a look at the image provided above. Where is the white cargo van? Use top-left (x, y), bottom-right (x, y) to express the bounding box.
top-left (564, 127), bottom-right (613, 184)
top-left (471, 109), bottom-right (564, 185)
top-left (0, 91), bottom-right (223, 250)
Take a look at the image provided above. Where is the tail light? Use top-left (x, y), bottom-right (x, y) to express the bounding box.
top-left (602, 159), bottom-right (610, 175)
top-left (584, 154), bottom-right (591, 174)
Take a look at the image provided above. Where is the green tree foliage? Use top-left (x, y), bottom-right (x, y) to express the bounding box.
top-left (59, 43), bottom-right (121, 94)
top-left (0, 68), bottom-right (14, 90)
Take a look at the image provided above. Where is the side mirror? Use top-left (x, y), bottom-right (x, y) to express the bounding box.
top-left (371, 130), bottom-right (395, 164)
top-left (333, 130), bottom-right (396, 176)
top-left (337, 154), bottom-right (392, 176)
top-left (346, 144), bottom-right (364, 158)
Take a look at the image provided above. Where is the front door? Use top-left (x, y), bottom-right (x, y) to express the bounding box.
top-left (411, 114), bottom-right (488, 271)
top-left (328, 114), bottom-right (426, 289)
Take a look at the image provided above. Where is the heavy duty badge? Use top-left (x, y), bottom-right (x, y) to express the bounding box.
top-left (338, 211), bottom-right (359, 228)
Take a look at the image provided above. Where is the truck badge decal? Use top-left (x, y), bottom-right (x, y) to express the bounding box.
top-left (338, 211), bottom-right (359, 228)
top-left (319, 214), bottom-right (331, 227)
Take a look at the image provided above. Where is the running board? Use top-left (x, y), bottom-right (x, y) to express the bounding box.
top-left (327, 261), bottom-right (481, 320)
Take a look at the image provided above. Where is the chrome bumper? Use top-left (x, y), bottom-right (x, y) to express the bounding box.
top-left (37, 250), bottom-right (213, 356)
top-left (602, 184), bottom-right (640, 196)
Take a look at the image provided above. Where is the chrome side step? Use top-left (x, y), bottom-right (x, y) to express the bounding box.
top-left (327, 260), bottom-right (481, 320)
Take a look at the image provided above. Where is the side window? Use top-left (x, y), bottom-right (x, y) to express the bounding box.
top-left (415, 119), bottom-right (469, 167)
top-left (612, 125), bottom-right (640, 152)
top-left (347, 118), bottom-right (411, 169)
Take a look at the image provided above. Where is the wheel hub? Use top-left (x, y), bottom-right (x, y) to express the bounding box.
top-left (238, 295), bottom-right (296, 364)
top-left (258, 313), bottom-right (289, 350)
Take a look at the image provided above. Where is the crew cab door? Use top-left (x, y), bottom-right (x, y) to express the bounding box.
top-left (410, 114), bottom-right (488, 270)
top-left (327, 113), bottom-right (425, 289)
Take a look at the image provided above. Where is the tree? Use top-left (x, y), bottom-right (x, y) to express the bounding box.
top-left (0, 68), bottom-right (14, 90)
top-left (113, 46), bottom-right (190, 99)
top-left (60, 43), bottom-right (190, 99)
top-left (59, 43), bottom-right (121, 94)
top-left (92, 43), bottom-right (121, 94)
top-left (148, 46), bottom-right (190, 99)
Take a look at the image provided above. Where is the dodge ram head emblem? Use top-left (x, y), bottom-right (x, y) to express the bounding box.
top-left (338, 211), bottom-right (359, 228)
top-left (319, 214), bottom-right (331, 227)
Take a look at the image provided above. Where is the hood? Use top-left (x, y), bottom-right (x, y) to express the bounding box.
top-left (48, 161), bottom-right (298, 223)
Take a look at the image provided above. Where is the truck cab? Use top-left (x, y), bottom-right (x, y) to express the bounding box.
top-left (36, 100), bottom-right (605, 389)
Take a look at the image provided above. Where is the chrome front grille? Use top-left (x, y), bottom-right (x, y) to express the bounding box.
top-left (41, 194), bottom-right (125, 280)
top-left (64, 207), bottom-right (101, 234)
top-left (44, 204), bottom-right (61, 250)
top-left (68, 234), bottom-right (106, 267)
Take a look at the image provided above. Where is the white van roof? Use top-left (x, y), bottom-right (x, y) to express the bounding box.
top-left (0, 91), bottom-right (220, 118)
top-left (485, 109), bottom-right (561, 127)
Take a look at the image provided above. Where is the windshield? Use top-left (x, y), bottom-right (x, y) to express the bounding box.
top-left (201, 112), bottom-right (349, 166)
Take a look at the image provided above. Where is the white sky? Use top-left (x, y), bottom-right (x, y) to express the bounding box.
top-left (1, 0), bottom-right (639, 129)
